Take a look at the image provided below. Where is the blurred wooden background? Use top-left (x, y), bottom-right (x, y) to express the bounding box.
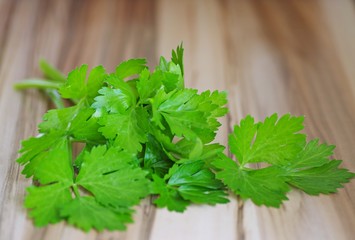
top-left (0, 0), bottom-right (355, 239)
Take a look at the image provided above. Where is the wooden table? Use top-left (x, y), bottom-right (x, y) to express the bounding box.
top-left (1, 0), bottom-right (354, 239)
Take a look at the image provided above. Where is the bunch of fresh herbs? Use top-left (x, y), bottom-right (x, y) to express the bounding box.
top-left (14, 45), bottom-right (354, 231)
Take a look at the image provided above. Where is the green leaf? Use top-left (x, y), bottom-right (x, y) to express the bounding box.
top-left (17, 132), bottom-right (63, 165)
top-left (60, 65), bottom-right (88, 99)
top-left (98, 107), bottom-right (149, 153)
top-left (171, 141), bottom-right (225, 166)
top-left (92, 87), bottom-right (133, 115)
top-left (156, 53), bottom-right (184, 92)
top-left (213, 154), bottom-right (290, 207)
top-left (198, 144), bottom-right (226, 167)
top-left (161, 65), bottom-right (183, 92)
top-left (215, 114), bottom-right (355, 207)
top-left (38, 107), bottom-right (78, 133)
top-left (168, 161), bottom-right (224, 189)
top-left (158, 56), bottom-right (169, 72)
top-left (74, 144), bottom-right (92, 169)
top-left (31, 138), bottom-right (73, 185)
top-left (178, 185), bottom-right (229, 204)
top-left (152, 161), bottom-right (228, 209)
top-left (171, 43), bottom-right (184, 77)
top-left (38, 106), bottom-right (103, 142)
top-left (60, 196), bottom-right (133, 232)
top-left (198, 90), bottom-right (228, 132)
top-left (286, 139), bottom-right (335, 169)
top-left (229, 114), bottom-right (306, 165)
top-left (202, 90), bottom-right (228, 119)
top-left (151, 89), bottom-right (227, 144)
top-left (174, 138), bottom-right (203, 160)
top-left (25, 182), bottom-right (73, 226)
top-left (92, 74), bottom-right (137, 117)
top-left (87, 65), bottom-right (107, 99)
top-left (286, 160), bottom-right (355, 195)
top-left (280, 139), bottom-right (355, 194)
top-left (17, 133), bottom-right (66, 178)
top-left (69, 108), bottom-right (104, 142)
top-left (152, 89), bottom-right (211, 142)
top-left (76, 145), bottom-right (150, 207)
top-left (143, 134), bottom-right (174, 177)
top-left (151, 175), bottom-right (189, 212)
top-left (136, 69), bottom-right (163, 103)
top-left (116, 59), bottom-right (147, 80)
top-left (60, 65), bottom-right (107, 102)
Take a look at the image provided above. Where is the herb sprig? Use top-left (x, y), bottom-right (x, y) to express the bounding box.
top-left (15, 45), bottom-right (355, 231)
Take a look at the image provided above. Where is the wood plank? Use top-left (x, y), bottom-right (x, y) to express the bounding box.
top-left (151, 1), bottom-right (237, 240)
top-left (221, 1), bottom-right (355, 240)
top-left (0, 0), bottom-right (354, 239)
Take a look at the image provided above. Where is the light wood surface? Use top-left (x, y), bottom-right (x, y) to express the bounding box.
top-left (0, 0), bottom-right (354, 239)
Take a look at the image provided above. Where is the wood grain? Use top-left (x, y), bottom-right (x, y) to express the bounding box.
top-left (0, 0), bottom-right (354, 239)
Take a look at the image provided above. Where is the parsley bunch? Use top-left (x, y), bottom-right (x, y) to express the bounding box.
top-left (15, 45), bottom-right (354, 231)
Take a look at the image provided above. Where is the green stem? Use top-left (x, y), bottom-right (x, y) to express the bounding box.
top-left (14, 79), bottom-right (61, 90)
top-left (67, 136), bottom-right (75, 179)
top-left (39, 59), bottom-right (66, 82)
top-left (72, 184), bottom-right (80, 198)
top-left (45, 89), bottom-right (65, 109)
top-left (70, 138), bottom-right (106, 145)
